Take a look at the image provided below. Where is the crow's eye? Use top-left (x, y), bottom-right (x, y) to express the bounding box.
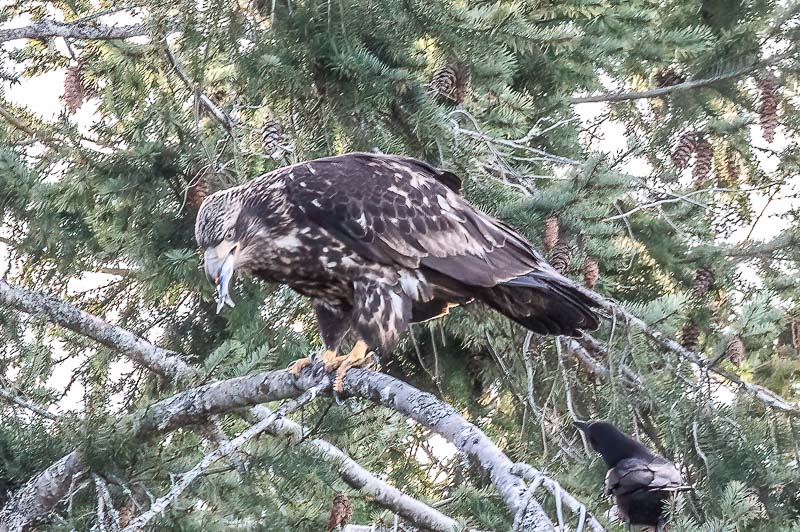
top-left (224, 229), bottom-right (234, 241)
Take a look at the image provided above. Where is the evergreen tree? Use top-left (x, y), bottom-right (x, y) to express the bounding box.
top-left (0, 0), bottom-right (799, 529)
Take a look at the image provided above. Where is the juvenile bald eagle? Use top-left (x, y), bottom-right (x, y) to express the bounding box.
top-left (196, 153), bottom-right (599, 392)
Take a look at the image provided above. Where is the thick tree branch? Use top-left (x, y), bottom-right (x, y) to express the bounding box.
top-left (0, 284), bottom-right (466, 531)
top-left (0, 280), bottom-right (193, 381)
top-left (0, 21), bottom-right (149, 43)
top-left (0, 452), bottom-right (86, 532)
top-left (569, 48), bottom-right (797, 104)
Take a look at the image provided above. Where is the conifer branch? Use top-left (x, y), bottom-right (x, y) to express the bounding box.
top-left (247, 405), bottom-right (461, 532)
top-left (0, 385), bottom-right (59, 421)
top-left (0, 285), bottom-right (465, 531)
top-left (0, 105), bottom-right (36, 136)
top-left (569, 48), bottom-right (797, 104)
top-left (0, 21), bottom-right (150, 43)
top-left (122, 382), bottom-right (330, 531)
top-left (94, 267), bottom-right (132, 277)
top-left (163, 39), bottom-right (236, 133)
top-left (574, 286), bottom-right (800, 417)
top-left (0, 280), bottom-right (194, 381)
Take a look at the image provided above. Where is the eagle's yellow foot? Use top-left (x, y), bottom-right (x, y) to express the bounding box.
top-left (287, 356), bottom-right (313, 375)
top-left (331, 340), bottom-right (374, 393)
top-left (321, 349), bottom-right (347, 373)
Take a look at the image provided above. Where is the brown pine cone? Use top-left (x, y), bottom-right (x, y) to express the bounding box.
top-left (757, 74), bottom-right (778, 143)
top-left (655, 67), bottom-right (686, 88)
top-left (725, 148), bottom-right (740, 185)
top-left (261, 119), bottom-right (290, 159)
top-left (791, 318), bottom-right (800, 350)
top-left (726, 335), bottom-right (746, 367)
top-left (549, 241), bottom-right (571, 274)
top-left (681, 322), bottom-right (701, 352)
top-left (63, 64), bottom-right (84, 113)
top-left (692, 268), bottom-right (715, 297)
top-left (583, 256), bottom-right (599, 288)
top-left (325, 492), bottom-right (353, 531)
top-left (543, 215), bottom-right (559, 251)
top-left (692, 135), bottom-right (713, 185)
top-left (671, 131), bottom-right (698, 171)
top-left (186, 174), bottom-right (211, 209)
top-left (429, 63), bottom-right (470, 103)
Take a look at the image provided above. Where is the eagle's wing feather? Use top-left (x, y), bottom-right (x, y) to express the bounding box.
top-left (284, 153), bottom-right (598, 335)
top-left (286, 153), bottom-right (536, 282)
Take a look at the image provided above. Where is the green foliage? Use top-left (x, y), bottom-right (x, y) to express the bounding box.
top-left (1, 0), bottom-right (799, 529)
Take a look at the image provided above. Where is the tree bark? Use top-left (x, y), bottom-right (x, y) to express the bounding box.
top-left (0, 21), bottom-right (149, 43)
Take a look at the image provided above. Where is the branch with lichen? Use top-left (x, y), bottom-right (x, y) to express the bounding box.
top-left (0, 282), bottom-right (471, 531)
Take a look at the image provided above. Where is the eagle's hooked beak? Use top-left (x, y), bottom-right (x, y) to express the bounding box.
top-left (204, 242), bottom-right (240, 314)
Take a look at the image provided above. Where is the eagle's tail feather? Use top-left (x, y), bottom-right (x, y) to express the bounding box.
top-left (478, 270), bottom-right (600, 336)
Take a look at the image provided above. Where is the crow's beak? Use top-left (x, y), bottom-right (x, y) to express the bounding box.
top-left (204, 242), bottom-right (239, 313)
top-left (573, 420), bottom-right (591, 432)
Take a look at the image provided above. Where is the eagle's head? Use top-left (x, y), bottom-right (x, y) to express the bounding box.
top-left (195, 187), bottom-right (262, 312)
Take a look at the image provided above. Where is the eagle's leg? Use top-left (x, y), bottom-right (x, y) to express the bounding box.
top-left (331, 340), bottom-right (374, 393)
top-left (288, 299), bottom-right (352, 376)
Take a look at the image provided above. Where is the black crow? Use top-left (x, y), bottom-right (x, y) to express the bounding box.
top-left (574, 420), bottom-right (691, 530)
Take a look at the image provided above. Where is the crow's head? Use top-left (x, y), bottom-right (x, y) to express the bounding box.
top-left (573, 420), bottom-right (653, 467)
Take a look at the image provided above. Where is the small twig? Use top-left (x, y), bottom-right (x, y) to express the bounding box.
top-left (570, 48), bottom-right (797, 104)
top-left (511, 463), bottom-right (605, 532)
top-left (163, 38), bottom-right (236, 134)
top-left (0, 384), bottom-right (59, 421)
top-left (692, 421), bottom-right (711, 479)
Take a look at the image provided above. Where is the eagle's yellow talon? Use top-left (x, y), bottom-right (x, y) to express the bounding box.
top-left (287, 356), bottom-right (313, 375)
top-left (329, 340), bottom-right (373, 392)
top-left (333, 374), bottom-right (346, 394)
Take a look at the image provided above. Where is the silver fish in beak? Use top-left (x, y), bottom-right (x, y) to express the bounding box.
top-left (204, 247), bottom-right (237, 314)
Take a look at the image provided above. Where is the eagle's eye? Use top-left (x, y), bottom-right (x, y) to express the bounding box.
top-left (224, 229), bottom-right (234, 241)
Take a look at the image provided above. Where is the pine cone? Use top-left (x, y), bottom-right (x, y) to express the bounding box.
top-left (261, 120), bottom-right (289, 159)
top-left (692, 135), bottom-right (713, 186)
top-left (549, 241), bottom-right (571, 274)
top-left (325, 492), bottom-right (353, 531)
top-left (63, 64), bottom-right (84, 113)
top-left (543, 215), bottom-right (559, 251)
top-left (791, 318), bottom-right (800, 350)
top-left (726, 335), bottom-right (746, 367)
top-left (118, 501), bottom-right (136, 528)
top-left (681, 322), bottom-right (701, 352)
top-left (466, 352), bottom-right (487, 397)
top-left (757, 74), bottom-right (778, 143)
top-left (430, 64), bottom-right (457, 100)
top-left (186, 173), bottom-right (211, 209)
top-left (429, 63), bottom-right (470, 103)
top-left (655, 67), bottom-right (686, 88)
top-left (583, 256), bottom-right (599, 288)
top-left (671, 131), bottom-right (697, 171)
top-left (692, 268), bottom-right (714, 297)
top-left (725, 148), bottom-right (740, 185)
